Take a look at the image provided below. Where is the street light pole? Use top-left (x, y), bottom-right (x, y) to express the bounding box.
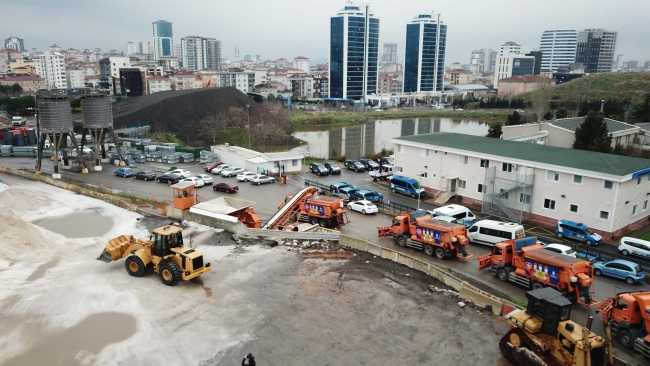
top-left (417, 171), bottom-right (423, 210)
top-left (246, 104), bottom-right (251, 149)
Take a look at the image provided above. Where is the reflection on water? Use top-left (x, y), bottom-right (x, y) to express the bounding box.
top-left (292, 117), bottom-right (490, 159)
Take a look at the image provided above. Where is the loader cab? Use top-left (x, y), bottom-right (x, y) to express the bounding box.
top-left (526, 288), bottom-right (572, 336)
top-left (152, 226), bottom-right (184, 257)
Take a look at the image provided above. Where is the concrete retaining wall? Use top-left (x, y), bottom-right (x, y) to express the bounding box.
top-left (165, 204), bottom-right (249, 236)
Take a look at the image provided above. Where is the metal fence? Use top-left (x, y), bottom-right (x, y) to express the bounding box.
top-left (304, 179), bottom-right (418, 213)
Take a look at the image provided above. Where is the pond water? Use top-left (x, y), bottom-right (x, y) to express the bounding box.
top-left (292, 117), bottom-right (490, 159)
top-left (34, 209), bottom-right (114, 238)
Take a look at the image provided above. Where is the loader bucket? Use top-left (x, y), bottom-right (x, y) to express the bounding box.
top-left (97, 250), bottom-right (113, 263)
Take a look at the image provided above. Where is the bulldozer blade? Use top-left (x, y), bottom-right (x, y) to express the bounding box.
top-left (97, 251), bottom-right (113, 263)
top-left (511, 344), bottom-right (548, 366)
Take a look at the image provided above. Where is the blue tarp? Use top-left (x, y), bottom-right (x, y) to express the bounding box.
top-left (514, 236), bottom-right (538, 251)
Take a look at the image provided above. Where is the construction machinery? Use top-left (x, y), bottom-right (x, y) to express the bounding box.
top-left (596, 292), bottom-right (650, 358)
top-left (377, 210), bottom-right (472, 260)
top-left (266, 186), bottom-right (350, 230)
top-left (478, 237), bottom-right (599, 307)
top-left (98, 225), bottom-right (211, 286)
top-left (500, 287), bottom-right (612, 366)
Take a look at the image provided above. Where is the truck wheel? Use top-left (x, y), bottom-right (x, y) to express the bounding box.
top-left (309, 216), bottom-right (318, 225)
top-left (319, 219), bottom-right (328, 228)
top-left (435, 248), bottom-right (445, 259)
top-left (532, 282), bottom-right (544, 290)
top-left (618, 329), bottom-right (635, 349)
top-left (497, 268), bottom-right (509, 282)
top-left (557, 232), bottom-right (563, 238)
top-left (125, 256), bottom-right (146, 277)
top-left (396, 236), bottom-right (407, 247)
top-left (159, 261), bottom-right (181, 286)
top-left (424, 245), bottom-right (434, 256)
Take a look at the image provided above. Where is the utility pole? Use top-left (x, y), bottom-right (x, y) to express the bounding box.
top-left (246, 104), bottom-right (251, 149)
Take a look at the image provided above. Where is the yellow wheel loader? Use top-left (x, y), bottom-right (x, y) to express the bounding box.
top-left (500, 287), bottom-right (613, 366)
top-left (98, 225), bottom-right (211, 286)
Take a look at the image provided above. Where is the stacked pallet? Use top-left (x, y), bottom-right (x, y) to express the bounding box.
top-left (199, 150), bottom-right (219, 163)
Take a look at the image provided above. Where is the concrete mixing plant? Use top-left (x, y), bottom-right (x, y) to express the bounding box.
top-left (79, 92), bottom-right (124, 171)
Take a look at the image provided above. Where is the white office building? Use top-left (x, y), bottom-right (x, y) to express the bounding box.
top-left (293, 57), bottom-right (310, 73)
top-left (125, 42), bottom-right (137, 57)
top-left (539, 29), bottom-right (578, 72)
top-left (65, 68), bottom-right (85, 88)
top-left (33, 51), bottom-right (67, 89)
top-left (499, 42), bottom-right (521, 56)
top-left (470, 48), bottom-right (497, 72)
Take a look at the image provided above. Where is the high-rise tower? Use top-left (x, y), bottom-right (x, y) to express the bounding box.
top-left (152, 20), bottom-right (173, 60)
top-left (403, 12), bottom-right (447, 93)
top-left (539, 29), bottom-right (578, 72)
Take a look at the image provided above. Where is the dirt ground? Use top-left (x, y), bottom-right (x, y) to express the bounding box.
top-left (0, 175), bottom-right (510, 366)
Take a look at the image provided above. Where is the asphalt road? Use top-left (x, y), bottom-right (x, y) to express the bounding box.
top-left (1, 156), bottom-right (649, 360)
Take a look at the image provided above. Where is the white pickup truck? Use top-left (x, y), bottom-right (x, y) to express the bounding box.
top-left (12, 116), bottom-right (26, 126)
top-left (369, 164), bottom-right (393, 181)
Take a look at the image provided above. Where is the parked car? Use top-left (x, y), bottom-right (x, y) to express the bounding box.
top-left (359, 158), bottom-right (380, 171)
top-left (543, 243), bottom-right (577, 258)
top-left (213, 182), bottom-right (238, 193)
top-left (156, 174), bottom-right (180, 184)
top-left (618, 237), bottom-right (650, 258)
top-left (196, 174), bottom-right (214, 185)
top-left (351, 189), bottom-right (384, 203)
top-left (250, 174), bottom-right (275, 185)
top-left (309, 163), bottom-right (330, 176)
top-left (237, 171), bottom-right (256, 182)
top-left (114, 168), bottom-right (134, 178)
top-left (204, 161), bottom-right (224, 172)
top-left (593, 259), bottom-right (645, 285)
top-left (323, 162), bottom-right (341, 175)
top-left (167, 169), bottom-right (192, 179)
top-left (181, 176), bottom-right (205, 187)
top-left (134, 170), bottom-right (156, 181)
top-left (329, 182), bottom-right (351, 193)
top-left (211, 164), bottom-right (231, 175)
top-left (555, 220), bottom-right (602, 246)
top-left (347, 200), bottom-right (378, 215)
top-left (339, 185), bottom-right (360, 196)
top-left (222, 167), bottom-right (244, 177)
top-left (328, 192), bottom-right (352, 204)
top-left (344, 159), bottom-right (365, 172)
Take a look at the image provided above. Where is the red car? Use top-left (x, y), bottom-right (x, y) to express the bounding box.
top-left (213, 182), bottom-right (238, 193)
top-left (204, 161), bottom-right (225, 172)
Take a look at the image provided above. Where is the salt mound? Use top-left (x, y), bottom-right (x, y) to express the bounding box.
top-left (0, 188), bottom-right (54, 216)
top-left (0, 210), bottom-right (57, 262)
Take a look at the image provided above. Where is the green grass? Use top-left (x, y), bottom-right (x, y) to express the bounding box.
top-left (637, 232), bottom-right (650, 241)
top-left (114, 193), bottom-right (164, 206)
top-left (288, 110), bottom-right (510, 127)
top-left (145, 132), bottom-right (189, 148)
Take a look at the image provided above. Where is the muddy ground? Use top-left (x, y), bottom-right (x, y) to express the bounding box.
top-left (0, 175), bottom-right (510, 366)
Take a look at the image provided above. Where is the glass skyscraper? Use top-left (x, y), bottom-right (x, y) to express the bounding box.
top-left (403, 13), bottom-right (447, 93)
top-left (152, 20), bottom-right (173, 60)
top-left (329, 3), bottom-right (379, 101)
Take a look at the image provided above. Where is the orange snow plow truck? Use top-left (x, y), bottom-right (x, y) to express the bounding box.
top-left (378, 210), bottom-right (472, 260)
top-left (272, 187), bottom-right (350, 229)
top-left (478, 236), bottom-right (599, 307)
top-left (596, 291), bottom-right (650, 358)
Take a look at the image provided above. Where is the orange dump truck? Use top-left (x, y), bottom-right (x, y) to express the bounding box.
top-left (378, 210), bottom-right (473, 259)
top-left (478, 237), bottom-right (599, 307)
top-left (596, 291), bottom-right (650, 357)
top-left (272, 187), bottom-right (350, 229)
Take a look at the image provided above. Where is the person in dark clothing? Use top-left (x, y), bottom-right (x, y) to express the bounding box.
top-left (242, 353), bottom-right (256, 366)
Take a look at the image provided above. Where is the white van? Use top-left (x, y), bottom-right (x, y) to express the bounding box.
top-left (468, 220), bottom-right (525, 246)
top-left (429, 204), bottom-right (476, 221)
top-left (618, 237), bottom-right (650, 259)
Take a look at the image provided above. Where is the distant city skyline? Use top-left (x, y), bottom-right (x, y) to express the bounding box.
top-left (3, 0), bottom-right (650, 65)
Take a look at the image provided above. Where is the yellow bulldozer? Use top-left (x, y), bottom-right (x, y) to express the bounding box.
top-left (500, 287), bottom-right (613, 366)
top-left (98, 225), bottom-right (211, 286)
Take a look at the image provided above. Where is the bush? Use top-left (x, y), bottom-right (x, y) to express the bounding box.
top-left (336, 154), bottom-right (347, 162)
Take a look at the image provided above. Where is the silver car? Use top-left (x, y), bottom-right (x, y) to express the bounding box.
top-left (250, 174), bottom-right (275, 185)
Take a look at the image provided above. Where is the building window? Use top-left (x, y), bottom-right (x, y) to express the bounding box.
top-left (573, 175), bottom-right (582, 184)
top-left (420, 171), bottom-right (428, 178)
top-left (632, 204), bottom-right (638, 215)
top-left (395, 166), bottom-right (403, 173)
top-left (638, 178), bottom-right (642, 185)
top-left (397, 144), bottom-right (403, 153)
top-left (478, 184), bottom-right (484, 193)
top-left (603, 180), bottom-right (614, 190)
top-left (546, 170), bottom-right (560, 182)
top-left (458, 155), bottom-right (468, 165)
top-left (502, 163), bottom-right (513, 172)
top-left (292, 159), bottom-right (298, 167)
top-left (644, 200), bottom-right (649, 211)
top-left (480, 159), bottom-right (489, 168)
top-left (458, 179), bottom-right (467, 189)
top-left (519, 193), bottom-right (531, 204)
top-left (543, 198), bottom-right (556, 210)
top-left (421, 148), bottom-right (429, 158)
top-left (599, 210), bottom-right (609, 221)
top-left (569, 204), bottom-right (579, 213)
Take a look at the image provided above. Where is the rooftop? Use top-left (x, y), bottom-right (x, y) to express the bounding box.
top-left (395, 132), bottom-right (650, 177)
top-left (550, 117), bottom-right (639, 134)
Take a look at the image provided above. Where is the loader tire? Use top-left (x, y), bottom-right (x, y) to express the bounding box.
top-left (159, 261), bottom-right (181, 286)
top-left (125, 256), bottom-right (146, 277)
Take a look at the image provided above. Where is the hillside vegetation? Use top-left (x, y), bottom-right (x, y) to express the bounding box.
top-left (288, 109), bottom-right (509, 126)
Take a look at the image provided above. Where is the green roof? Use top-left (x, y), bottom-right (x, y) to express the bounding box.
top-left (395, 133), bottom-right (650, 177)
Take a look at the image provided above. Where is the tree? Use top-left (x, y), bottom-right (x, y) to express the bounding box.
top-left (11, 83), bottom-right (23, 96)
top-left (613, 143), bottom-right (626, 155)
top-left (506, 111), bottom-right (522, 126)
top-left (543, 110), bottom-right (554, 120)
top-left (572, 111), bottom-right (613, 153)
top-left (267, 93), bottom-right (275, 101)
top-left (530, 81), bottom-right (553, 121)
top-left (291, 93), bottom-right (298, 103)
top-left (486, 123), bottom-right (503, 138)
top-left (555, 107), bottom-right (568, 119)
top-left (632, 93), bottom-right (650, 123)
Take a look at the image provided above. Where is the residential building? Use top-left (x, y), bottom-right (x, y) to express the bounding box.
top-left (329, 2), bottom-right (379, 100)
top-left (525, 51), bottom-right (542, 75)
top-left (627, 61), bottom-right (639, 71)
top-left (246, 67), bottom-right (267, 86)
top-left (203, 38), bottom-right (221, 70)
top-left (146, 75), bottom-right (171, 94)
top-left (499, 41), bottom-right (521, 56)
top-left (33, 51), bottom-right (67, 88)
top-left (0, 49), bottom-right (22, 72)
top-left (47, 44), bottom-right (62, 53)
top-left (575, 29), bottom-right (617, 73)
top-left (392, 132), bottom-right (650, 239)
top-left (503, 117), bottom-right (641, 149)
top-left (449, 62), bottom-right (462, 70)
top-left (382, 42), bottom-right (398, 63)
top-left (84, 75), bottom-right (102, 90)
top-left (4, 37), bottom-right (25, 51)
top-left (496, 75), bottom-right (555, 97)
top-left (65, 68), bottom-right (85, 88)
top-left (539, 29), bottom-right (578, 72)
top-left (125, 42), bottom-right (137, 57)
top-left (139, 41), bottom-right (152, 55)
top-left (313, 76), bottom-right (329, 98)
top-left (493, 53), bottom-right (536, 88)
top-left (378, 72), bottom-right (403, 94)
top-left (254, 83), bottom-right (279, 94)
top-left (613, 54), bottom-right (624, 71)
top-left (152, 20), bottom-right (173, 59)
top-left (0, 74), bottom-right (45, 93)
top-left (118, 68), bottom-right (146, 97)
top-left (158, 56), bottom-right (179, 70)
top-left (446, 69), bottom-right (473, 85)
top-left (216, 71), bottom-right (255, 93)
top-left (470, 48), bottom-right (497, 72)
top-left (403, 12), bottom-right (447, 93)
top-left (104, 57), bottom-right (131, 79)
top-left (290, 75), bottom-right (314, 98)
top-left (293, 56), bottom-right (310, 73)
top-left (169, 71), bottom-right (202, 90)
top-left (181, 36), bottom-right (204, 71)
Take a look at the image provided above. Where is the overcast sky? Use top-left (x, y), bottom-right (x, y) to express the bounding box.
top-left (4, 0), bottom-right (650, 65)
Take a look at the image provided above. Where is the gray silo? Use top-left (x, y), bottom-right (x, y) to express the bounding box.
top-left (80, 94), bottom-right (124, 170)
